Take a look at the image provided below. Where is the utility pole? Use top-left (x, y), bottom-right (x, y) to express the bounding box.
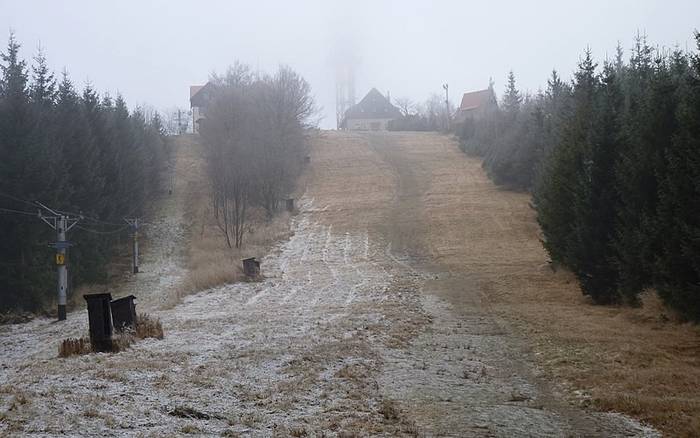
top-left (124, 217), bottom-right (139, 274)
top-left (442, 83), bottom-right (450, 131)
top-left (37, 202), bottom-right (80, 321)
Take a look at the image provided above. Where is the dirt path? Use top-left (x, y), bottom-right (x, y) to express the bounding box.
top-left (360, 132), bottom-right (659, 436)
top-left (0, 131), bottom-right (658, 436)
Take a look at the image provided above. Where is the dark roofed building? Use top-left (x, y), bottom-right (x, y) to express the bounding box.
top-left (341, 88), bottom-right (401, 131)
top-left (453, 87), bottom-right (498, 126)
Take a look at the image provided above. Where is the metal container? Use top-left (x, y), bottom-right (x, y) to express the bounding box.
top-left (242, 257), bottom-right (261, 278)
top-left (83, 293), bottom-right (113, 352)
top-left (111, 295), bottom-right (137, 331)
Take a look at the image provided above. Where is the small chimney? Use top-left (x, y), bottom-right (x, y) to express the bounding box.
top-left (386, 90), bottom-right (391, 103)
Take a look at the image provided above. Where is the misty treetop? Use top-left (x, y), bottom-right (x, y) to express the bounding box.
top-left (0, 32), bottom-right (169, 313)
top-left (458, 32), bottom-right (700, 320)
top-left (199, 63), bottom-right (316, 249)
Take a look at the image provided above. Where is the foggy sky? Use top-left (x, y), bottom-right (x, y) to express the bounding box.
top-left (1, 0), bottom-right (698, 129)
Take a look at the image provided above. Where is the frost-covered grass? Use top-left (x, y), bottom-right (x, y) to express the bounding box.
top-left (0, 132), bottom-right (664, 437)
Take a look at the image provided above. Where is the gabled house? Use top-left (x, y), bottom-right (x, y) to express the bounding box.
top-left (341, 88), bottom-right (401, 131)
top-left (189, 82), bottom-right (214, 134)
top-left (453, 87), bottom-right (498, 127)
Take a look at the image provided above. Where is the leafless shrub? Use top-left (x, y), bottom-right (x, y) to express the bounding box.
top-left (165, 139), bottom-right (293, 306)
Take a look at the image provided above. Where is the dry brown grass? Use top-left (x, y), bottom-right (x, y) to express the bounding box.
top-left (58, 337), bottom-right (92, 357)
top-left (135, 312), bottom-right (164, 339)
top-left (389, 133), bottom-right (700, 436)
top-left (325, 131), bottom-right (700, 436)
top-left (166, 207), bottom-right (292, 307)
top-left (165, 135), bottom-right (294, 307)
top-left (485, 272), bottom-right (700, 435)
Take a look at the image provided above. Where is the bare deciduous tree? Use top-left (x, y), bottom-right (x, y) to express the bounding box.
top-left (394, 97), bottom-right (415, 117)
top-left (200, 63), bottom-right (316, 247)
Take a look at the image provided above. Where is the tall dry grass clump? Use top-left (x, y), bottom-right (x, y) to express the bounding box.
top-left (58, 337), bottom-right (92, 357)
top-left (135, 312), bottom-right (164, 339)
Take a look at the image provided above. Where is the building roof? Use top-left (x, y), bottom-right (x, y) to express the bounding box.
top-left (190, 85), bottom-right (204, 99)
top-left (190, 83), bottom-right (214, 107)
top-left (459, 88), bottom-right (495, 111)
top-left (344, 88), bottom-right (402, 120)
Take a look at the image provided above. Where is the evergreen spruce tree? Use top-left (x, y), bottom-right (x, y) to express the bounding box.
top-left (0, 33), bottom-right (167, 313)
top-left (536, 49), bottom-right (597, 270)
top-left (655, 33), bottom-right (700, 320)
top-left (28, 46), bottom-right (66, 207)
top-left (0, 33), bottom-right (52, 310)
top-left (613, 36), bottom-right (680, 301)
top-left (569, 62), bottom-right (623, 302)
top-left (29, 46), bottom-right (56, 105)
top-left (533, 69), bottom-right (572, 186)
top-left (502, 70), bottom-right (522, 118)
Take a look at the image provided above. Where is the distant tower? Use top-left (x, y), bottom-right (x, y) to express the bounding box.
top-left (331, 31), bottom-right (360, 129)
top-left (335, 63), bottom-right (356, 129)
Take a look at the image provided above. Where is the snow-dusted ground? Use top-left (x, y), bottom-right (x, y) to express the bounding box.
top-left (0, 196), bottom-right (423, 436)
top-left (0, 181), bottom-right (187, 385)
top-left (0, 132), bottom-right (660, 436)
top-left (0, 196), bottom-right (659, 437)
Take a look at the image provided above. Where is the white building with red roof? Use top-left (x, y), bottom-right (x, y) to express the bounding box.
top-left (189, 83), bottom-right (214, 134)
top-left (453, 87), bottom-right (498, 127)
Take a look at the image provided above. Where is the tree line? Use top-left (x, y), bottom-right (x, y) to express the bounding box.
top-left (0, 33), bottom-right (169, 313)
top-left (458, 32), bottom-right (700, 320)
top-left (388, 94), bottom-right (453, 131)
top-left (199, 63), bottom-right (315, 248)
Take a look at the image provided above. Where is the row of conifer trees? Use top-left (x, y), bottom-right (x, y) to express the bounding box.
top-left (0, 33), bottom-right (169, 313)
top-left (458, 32), bottom-right (700, 320)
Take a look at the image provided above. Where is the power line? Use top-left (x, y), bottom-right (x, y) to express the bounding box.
top-left (0, 207), bottom-right (39, 217)
top-left (0, 190), bottom-right (133, 227)
top-left (77, 214), bottom-right (126, 227)
top-left (0, 199), bottom-right (144, 230)
top-left (75, 224), bottom-right (129, 235)
top-left (0, 191), bottom-right (40, 209)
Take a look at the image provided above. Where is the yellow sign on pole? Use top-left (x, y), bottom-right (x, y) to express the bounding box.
top-left (55, 253), bottom-right (65, 266)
